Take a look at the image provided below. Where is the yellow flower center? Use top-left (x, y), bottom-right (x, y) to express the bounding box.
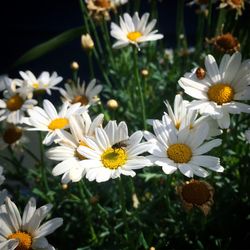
top-left (207, 83), bottom-right (234, 105)
top-left (101, 147), bottom-right (127, 169)
top-left (72, 95), bottom-right (89, 106)
top-left (6, 95), bottom-right (24, 111)
top-left (3, 127), bottom-right (23, 144)
top-left (32, 82), bottom-right (40, 89)
top-left (181, 180), bottom-right (210, 205)
top-left (175, 121), bottom-right (181, 130)
top-left (8, 231), bottom-right (32, 250)
top-left (167, 143), bottom-right (192, 163)
top-left (95, 0), bottom-right (111, 8)
top-left (127, 31), bottom-right (143, 42)
top-left (48, 118), bottom-right (69, 130)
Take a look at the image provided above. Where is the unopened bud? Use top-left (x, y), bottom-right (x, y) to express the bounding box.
top-left (81, 34), bottom-right (95, 51)
top-left (150, 247), bottom-right (156, 250)
top-left (71, 61), bottom-right (79, 71)
top-left (107, 99), bottom-right (119, 110)
top-left (141, 69), bottom-right (149, 77)
top-left (62, 184), bottom-right (68, 190)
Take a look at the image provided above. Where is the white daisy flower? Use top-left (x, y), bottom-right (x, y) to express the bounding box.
top-left (245, 129), bottom-right (250, 143)
top-left (0, 166), bottom-right (5, 186)
top-left (144, 114), bottom-right (223, 178)
top-left (46, 113), bottom-right (104, 183)
top-left (0, 77), bottom-right (37, 124)
top-left (60, 79), bottom-right (102, 108)
top-left (19, 70), bottom-right (63, 98)
top-left (0, 197), bottom-right (63, 250)
top-left (178, 52), bottom-right (250, 128)
top-left (77, 121), bottom-right (152, 183)
top-left (110, 12), bottom-right (164, 49)
top-left (163, 94), bottom-right (222, 137)
top-left (26, 99), bottom-right (87, 145)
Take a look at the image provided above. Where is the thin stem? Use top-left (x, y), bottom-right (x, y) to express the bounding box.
top-left (117, 178), bottom-right (130, 240)
top-left (23, 146), bottom-right (40, 163)
top-left (207, 0), bottom-right (213, 37)
top-left (88, 52), bottom-right (94, 79)
top-left (38, 132), bottom-right (50, 195)
top-left (133, 47), bottom-right (147, 129)
top-left (80, 180), bottom-right (109, 216)
top-left (78, 182), bottom-right (98, 243)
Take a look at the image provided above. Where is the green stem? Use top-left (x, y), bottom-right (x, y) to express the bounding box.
top-left (176, 0), bottom-right (185, 49)
top-left (207, 0), bottom-right (213, 37)
top-left (23, 146), bottom-right (40, 163)
top-left (88, 52), bottom-right (94, 79)
top-left (78, 182), bottom-right (98, 243)
top-left (133, 47), bottom-right (147, 129)
top-left (38, 132), bottom-right (50, 195)
top-left (118, 178), bottom-right (130, 241)
top-left (215, 9), bottom-right (226, 35)
top-left (80, 180), bottom-right (109, 216)
top-left (195, 12), bottom-right (205, 58)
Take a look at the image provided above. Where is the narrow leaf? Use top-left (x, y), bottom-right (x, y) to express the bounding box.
top-left (13, 26), bottom-right (84, 67)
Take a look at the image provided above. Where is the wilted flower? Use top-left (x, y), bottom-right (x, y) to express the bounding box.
top-left (0, 123), bottom-right (29, 152)
top-left (207, 32), bottom-right (240, 54)
top-left (219, 0), bottom-right (245, 17)
top-left (177, 179), bottom-right (214, 215)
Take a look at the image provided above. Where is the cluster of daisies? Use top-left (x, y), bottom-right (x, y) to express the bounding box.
top-left (0, 8), bottom-right (250, 249)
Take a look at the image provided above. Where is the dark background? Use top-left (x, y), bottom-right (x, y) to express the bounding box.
top-left (0, 0), bottom-right (198, 80)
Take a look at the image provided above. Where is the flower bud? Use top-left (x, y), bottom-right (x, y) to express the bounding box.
top-left (107, 99), bottom-right (119, 110)
top-left (70, 61), bottom-right (79, 71)
top-left (81, 34), bottom-right (95, 51)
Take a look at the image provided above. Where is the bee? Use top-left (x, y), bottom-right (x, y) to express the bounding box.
top-left (111, 139), bottom-right (129, 152)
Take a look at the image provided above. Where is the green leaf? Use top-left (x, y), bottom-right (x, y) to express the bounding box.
top-left (138, 232), bottom-right (149, 249)
top-left (13, 26), bottom-right (84, 67)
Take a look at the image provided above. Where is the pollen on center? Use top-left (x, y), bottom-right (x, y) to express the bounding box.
top-left (207, 83), bottom-right (234, 105)
top-left (8, 231), bottom-right (32, 250)
top-left (101, 147), bottom-right (127, 169)
top-left (48, 118), bottom-right (69, 130)
top-left (167, 143), bottom-right (192, 163)
top-left (127, 31), bottom-right (143, 42)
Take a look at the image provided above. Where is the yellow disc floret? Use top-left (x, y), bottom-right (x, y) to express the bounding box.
top-left (32, 82), bottom-right (40, 89)
top-left (207, 83), bottom-right (234, 105)
top-left (8, 231), bottom-right (32, 250)
top-left (167, 143), bottom-right (192, 163)
top-left (48, 118), bottom-right (69, 130)
top-left (101, 147), bottom-right (127, 169)
top-left (127, 31), bottom-right (143, 42)
top-left (6, 95), bottom-right (24, 111)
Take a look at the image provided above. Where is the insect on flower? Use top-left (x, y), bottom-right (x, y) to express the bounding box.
top-left (111, 139), bottom-right (129, 152)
